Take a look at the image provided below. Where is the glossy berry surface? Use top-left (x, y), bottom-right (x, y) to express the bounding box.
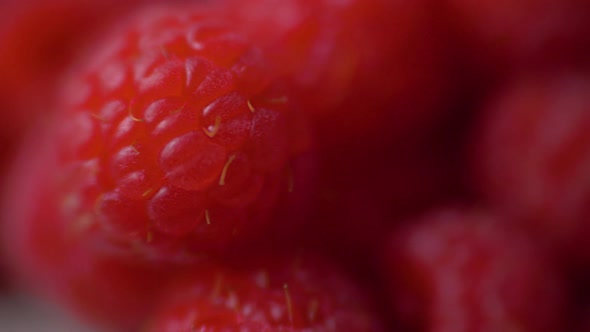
top-left (11, 3), bottom-right (312, 261)
top-left (146, 254), bottom-right (383, 332)
top-left (384, 208), bottom-right (566, 332)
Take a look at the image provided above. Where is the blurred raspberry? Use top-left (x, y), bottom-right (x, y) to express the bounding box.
top-left (145, 253), bottom-right (384, 331)
top-left (472, 72), bottom-right (590, 265)
top-left (384, 208), bottom-right (567, 332)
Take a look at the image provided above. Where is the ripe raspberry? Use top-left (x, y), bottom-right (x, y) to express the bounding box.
top-left (222, 0), bottom-right (452, 146)
top-left (10, 3), bottom-right (313, 261)
top-left (383, 208), bottom-right (566, 332)
top-left (472, 72), bottom-right (590, 264)
top-left (145, 254), bottom-right (384, 331)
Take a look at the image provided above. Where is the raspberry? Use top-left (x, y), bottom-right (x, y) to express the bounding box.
top-left (8, 3), bottom-right (312, 261)
top-left (472, 72), bottom-right (590, 264)
top-left (145, 254), bottom-right (384, 331)
top-left (222, 0), bottom-right (452, 146)
top-left (383, 208), bottom-right (566, 332)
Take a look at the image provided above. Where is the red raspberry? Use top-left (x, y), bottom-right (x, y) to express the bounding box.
top-left (223, 0), bottom-right (452, 146)
top-left (472, 72), bottom-right (590, 264)
top-left (145, 254), bottom-right (384, 331)
top-left (384, 208), bottom-right (566, 332)
top-left (6, 3), bottom-right (313, 261)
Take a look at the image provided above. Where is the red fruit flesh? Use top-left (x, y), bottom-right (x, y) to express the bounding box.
top-left (384, 208), bottom-right (566, 332)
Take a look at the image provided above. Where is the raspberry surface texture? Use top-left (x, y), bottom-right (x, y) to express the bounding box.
top-left (145, 254), bottom-right (384, 332)
top-left (0, 128), bottom-right (189, 331)
top-left (14, 3), bottom-right (313, 261)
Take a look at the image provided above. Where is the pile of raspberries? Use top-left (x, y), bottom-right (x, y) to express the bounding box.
top-left (1, 0), bottom-right (590, 331)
